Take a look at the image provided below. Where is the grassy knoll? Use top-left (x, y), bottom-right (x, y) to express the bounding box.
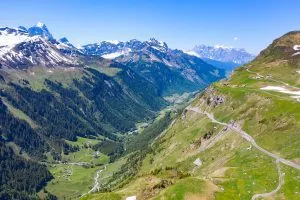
top-left (46, 164), bottom-right (103, 199)
top-left (154, 178), bottom-right (205, 200)
top-left (62, 148), bottom-right (109, 165)
top-left (64, 137), bottom-right (110, 165)
top-left (81, 192), bottom-right (122, 200)
top-left (65, 136), bottom-right (103, 148)
top-left (276, 164), bottom-right (300, 199)
top-left (214, 146), bottom-right (278, 200)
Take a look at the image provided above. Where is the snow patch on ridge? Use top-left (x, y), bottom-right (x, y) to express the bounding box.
top-left (292, 45), bottom-right (300, 56)
top-left (184, 50), bottom-right (200, 58)
top-left (159, 40), bottom-right (165, 47)
top-left (261, 86), bottom-right (300, 101)
top-left (126, 196), bottom-right (136, 200)
top-left (214, 44), bottom-right (233, 49)
top-left (0, 30), bottom-right (29, 48)
top-left (102, 48), bottom-right (131, 59)
top-left (151, 46), bottom-right (166, 52)
top-left (293, 52), bottom-right (300, 56)
top-left (293, 45), bottom-right (300, 51)
top-left (0, 30), bottom-right (40, 60)
top-left (106, 40), bottom-right (121, 45)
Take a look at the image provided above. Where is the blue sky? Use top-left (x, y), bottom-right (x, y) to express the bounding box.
top-left (1, 0), bottom-right (299, 54)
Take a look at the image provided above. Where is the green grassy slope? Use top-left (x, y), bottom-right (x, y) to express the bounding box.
top-left (0, 58), bottom-right (167, 199)
top-left (0, 60), bottom-right (167, 157)
top-left (86, 32), bottom-right (300, 199)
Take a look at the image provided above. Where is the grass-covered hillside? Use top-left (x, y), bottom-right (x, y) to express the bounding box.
top-left (0, 57), bottom-right (168, 199)
top-left (0, 59), bottom-right (166, 157)
top-left (85, 31), bottom-right (300, 199)
top-left (0, 23), bottom-right (226, 199)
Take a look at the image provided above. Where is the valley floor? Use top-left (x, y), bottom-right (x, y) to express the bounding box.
top-left (41, 92), bottom-right (196, 199)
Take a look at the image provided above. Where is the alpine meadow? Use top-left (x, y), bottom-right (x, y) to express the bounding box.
top-left (0, 1), bottom-right (299, 200)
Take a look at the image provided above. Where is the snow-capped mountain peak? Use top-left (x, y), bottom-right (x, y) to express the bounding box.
top-left (213, 44), bottom-right (233, 49)
top-left (184, 50), bottom-right (201, 58)
top-left (188, 44), bottom-right (255, 65)
top-left (59, 37), bottom-right (69, 44)
top-left (147, 38), bottom-right (165, 46)
top-left (106, 40), bottom-right (121, 45)
top-left (146, 38), bottom-right (168, 52)
top-left (102, 48), bottom-right (132, 59)
top-left (0, 27), bottom-right (32, 59)
top-left (28, 22), bottom-right (54, 40)
top-left (80, 38), bottom-right (171, 60)
top-left (0, 24), bottom-right (79, 69)
top-left (0, 27), bottom-right (29, 47)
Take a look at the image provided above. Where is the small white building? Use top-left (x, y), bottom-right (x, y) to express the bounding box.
top-left (193, 158), bottom-right (202, 166)
top-left (126, 196), bottom-right (137, 200)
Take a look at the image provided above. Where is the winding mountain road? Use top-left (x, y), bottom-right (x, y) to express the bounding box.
top-left (81, 166), bottom-right (106, 198)
top-left (251, 159), bottom-right (285, 200)
top-left (187, 107), bottom-right (300, 170)
top-left (87, 169), bottom-right (103, 194)
top-left (246, 68), bottom-right (300, 90)
top-left (187, 106), bottom-right (300, 199)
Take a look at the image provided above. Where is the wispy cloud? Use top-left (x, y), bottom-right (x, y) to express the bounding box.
top-left (233, 37), bottom-right (239, 41)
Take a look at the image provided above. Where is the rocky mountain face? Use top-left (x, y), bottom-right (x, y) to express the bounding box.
top-left (81, 38), bottom-right (225, 95)
top-left (27, 22), bottom-right (54, 40)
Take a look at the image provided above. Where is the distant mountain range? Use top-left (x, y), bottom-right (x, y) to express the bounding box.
top-left (0, 26), bottom-right (79, 68)
top-left (80, 38), bottom-right (225, 95)
top-left (0, 22), bottom-right (254, 74)
top-left (185, 45), bottom-right (255, 72)
top-left (0, 22), bottom-right (227, 94)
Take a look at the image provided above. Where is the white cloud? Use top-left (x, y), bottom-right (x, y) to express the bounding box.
top-left (233, 37), bottom-right (239, 41)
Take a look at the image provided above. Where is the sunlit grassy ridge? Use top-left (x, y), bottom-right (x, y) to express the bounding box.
top-left (85, 32), bottom-right (300, 199)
